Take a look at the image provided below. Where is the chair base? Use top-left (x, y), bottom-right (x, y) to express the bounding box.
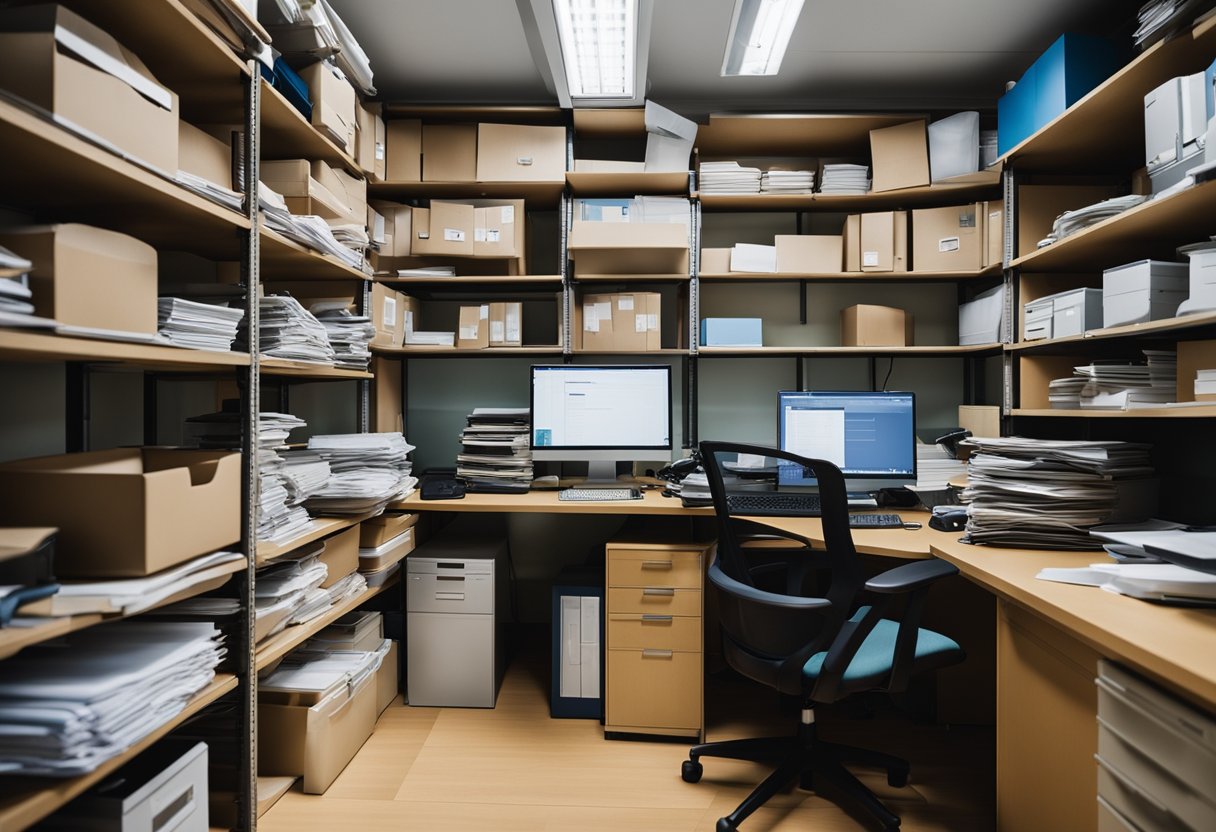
top-left (683, 722), bottom-right (909, 831)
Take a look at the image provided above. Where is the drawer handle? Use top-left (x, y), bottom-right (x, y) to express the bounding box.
top-left (641, 560), bottom-right (673, 569)
top-left (643, 588), bottom-right (675, 597)
top-left (641, 614), bottom-right (673, 623)
top-left (435, 592), bottom-right (465, 601)
top-left (642, 649), bottom-right (673, 659)
top-left (516, 156), bottom-right (534, 165)
top-left (436, 575), bottom-right (464, 582)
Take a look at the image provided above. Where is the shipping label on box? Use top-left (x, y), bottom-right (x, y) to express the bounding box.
top-left (370, 283), bottom-right (412, 348)
top-left (457, 304), bottom-right (489, 349)
top-left (489, 301), bottom-right (522, 346)
top-left (472, 201), bottom-right (524, 258)
top-left (577, 293), bottom-right (616, 350)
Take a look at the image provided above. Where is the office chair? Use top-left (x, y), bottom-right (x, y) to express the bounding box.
top-left (685, 441), bottom-right (965, 831)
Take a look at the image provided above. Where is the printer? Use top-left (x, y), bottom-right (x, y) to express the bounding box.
top-left (1144, 72), bottom-right (1207, 194)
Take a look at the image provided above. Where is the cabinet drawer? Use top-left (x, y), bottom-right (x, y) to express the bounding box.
top-left (608, 613), bottom-right (701, 652)
top-left (608, 548), bottom-right (702, 589)
top-left (606, 648), bottom-right (701, 731)
top-left (607, 586), bottom-right (700, 617)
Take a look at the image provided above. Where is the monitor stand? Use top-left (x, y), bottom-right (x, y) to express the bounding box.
top-left (580, 460), bottom-right (631, 487)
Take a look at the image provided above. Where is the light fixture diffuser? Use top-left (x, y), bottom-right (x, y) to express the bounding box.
top-left (721, 0), bottom-right (805, 77)
top-left (552, 0), bottom-right (637, 98)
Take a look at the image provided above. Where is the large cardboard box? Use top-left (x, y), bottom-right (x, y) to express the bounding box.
top-left (959, 405), bottom-right (1001, 439)
top-left (841, 304), bottom-right (913, 347)
top-left (476, 123), bottom-right (565, 182)
top-left (179, 120), bottom-right (231, 188)
top-left (576, 293), bottom-right (616, 350)
top-left (912, 203), bottom-right (984, 272)
top-left (699, 248), bottom-right (732, 274)
top-left (311, 161), bottom-right (366, 225)
top-left (611, 292), bottom-right (661, 351)
top-left (0, 448), bottom-right (240, 577)
top-left (318, 525), bottom-right (359, 589)
top-left (0, 5), bottom-right (180, 173)
top-left (300, 61), bottom-right (356, 154)
top-left (488, 301), bottom-right (522, 346)
top-left (473, 200), bottom-right (524, 259)
top-left (423, 123), bottom-right (477, 181)
top-left (985, 202), bottom-right (1004, 268)
top-left (259, 672), bottom-right (377, 795)
top-left (457, 304), bottom-right (489, 349)
top-left (377, 640), bottom-right (399, 714)
top-left (412, 202), bottom-right (475, 257)
top-left (859, 211), bottom-right (908, 272)
top-left (567, 222), bottom-right (689, 276)
top-left (844, 215), bottom-right (861, 272)
top-left (369, 282), bottom-right (414, 348)
top-left (870, 121), bottom-right (930, 192)
top-left (385, 119), bottom-right (421, 182)
top-left (775, 235), bottom-right (843, 273)
top-left (371, 201), bottom-right (413, 258)
top-left (356, 102), bottom-right (386, 181)
top-left (0, 224), bottom-right (158, 335)
top-left (262, 159), bottom-right (349, 219)
top-left (359, 511), bottom-right (418, 548)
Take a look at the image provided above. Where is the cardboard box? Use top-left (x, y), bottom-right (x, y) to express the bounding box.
top-left (985, 202), bottom-right (1004, 268)
top-left (0, 224), bottom-right (158, 335)
top-left (370, 355), bottom-right (402, 433)
top-left (360, 512), bottom-right (418, 549)
top-left (179, 120), bottom-right (231, 188)
top-left (311, 161), bottom-right (366, 225)
top-left (775, 235), bottom-right (843, 273)
top-left (457, 304), bottom-right (489, 349)
top-left (912, 203), bottom-right (984, 272)
top-left (371, 201), bottom-right (413, 257)
top-left (385, 119), bottom-right (421, 182)
top-left (356, 102), bottom-right (386, 181)
top-left (841, 304), bottom-right (913, 347)
top-left (870, 121), bottom-right (930, 192)
top-left (0, 4), bottom-right (180, 173)
top-left (699, 247), bottom-right (732, 274)
top-left (859, 211), bottom-right (908, 272)
top-left (262, 159), bottom-right (349, 219)
top-left (959, 405), bottom-right (1001, 438)
top-left (473, 200), bottom-right (524, 259)
top-left (576, 293), bottom-right (616, 350)
top-left (476, 123), bottom-right (565, 182)
top-left (611, 292), bottom-right (661, 351)
top-left (300, 61), bottom-right (356, 153)
top-left (412, 201), bottom-right (475, 257)
top-left (259, 672), bottom-right (377, 794)
top-left (0, 448), bottom-right (240, 577)
top-left (423, 123), bottom-right (477, 182)
top-left (377, 640), bottom-right (399, 714)
top-left (488, 301), bottom-right (522, 346)
top-left (369, 283), bottom-right (415, 348)
top-left (567, 221), bottom-right (689, 276)
top-left (844, 215), bottom-right (861, 272)
top-left (318, 525), bottom-right (359, 589)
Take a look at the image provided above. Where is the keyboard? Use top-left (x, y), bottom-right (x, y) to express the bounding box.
top-left (558, 487), bottom-right (643, 502)
top-left (849, 513), bottom-right (904, 529)
top-left (726, 492), bottom-right (822, 516)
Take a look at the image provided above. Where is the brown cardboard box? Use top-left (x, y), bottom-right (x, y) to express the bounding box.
top-left (985, 202), bottom-right (1004, 269)
top-left (262, 159), bottom-right (349, 219)
top-left (377, 640), bottom-right (399, 714)
top-left (178, 121), bottom-right (231, 188)
top-left (300, 61), bottom-right (356, 154)
top-left (369, 282), bottom-right (414, 348)
top-left (367, 205), bottom-right (385, 247)
top-left (775, 235), bottom-right (843, 273)
top-left (0, 448), bottom-right (240, 577)
top-left (356, 102), bottom-right (386, 181)
top-left (567, 222), bottom-right (689, 276)
top-left (473, 201), bottom-right (524, 259)
top-left (699, 248), bottom-right (732, 274)
top-left (1016, 184), bottom-right (1121, 258)
top-left (311, 161), bottom-right (366, 225)
top-left (859, 211), bottom-right (908, 272)
top-left (0, 224), bottom-right (158, 335)
top-left (611, 292), bottom-right (661, 351)
top-left (258, 672), bottom-right (377, 794)
top-left (359, 512), bottom-right (419, 548)
top-left (576, 293), bottom-right (616, 350)
top-left (318, 525), bottom-right (359, 589)
top-left (912, 203), bottom-right (983, 272)
top-left (841, 304), bottom-right (913, 347)
top-left (870, 120), bottom-right (930, 192)
top-left (370, 356), bottom-right (402, 433)
top-left (476, 123), bottom-right (566, 182)
top-left (413, 202), bottom-right (476, 257)
top-left (0, 5), bottom-right (180, 173)
top-left (371, 201), bottom-right (413, 257)
top-left (457, 304), bottom-right (489, 349)
top-left (423, 123), bottom-right (477, 181)
top-left (488, 301), bottom-right (522, 346)
top-left (385, 119), bottom-right (421, 182)
top-left (959, 405), bottom-right (1001, 439)
top-left (844, 215), bottom-right (861, 272)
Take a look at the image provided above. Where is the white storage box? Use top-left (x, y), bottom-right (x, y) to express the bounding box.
top-left (1178, 241), bottom-right (1216, 315)
top-left (1103, 260), bottom-right (1188, 327)
top-left (1023, 296), bottom-right (1055, 341)
top-left (958, 284), bottom-right (1004, 345)
top-left (1052, 287), bottom-right (1102, 337)
top-left (928, 112), bottom-right (980, 182)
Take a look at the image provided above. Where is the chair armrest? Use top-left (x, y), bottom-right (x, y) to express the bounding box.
top-left (864, 559), bottom-right (958, 594)
top-left (708, 562), bottom-right (832, 611)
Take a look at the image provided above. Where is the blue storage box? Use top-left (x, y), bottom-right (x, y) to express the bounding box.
top-left (700, 318), bottom-right (762, 347)
top-left (261, 56), bottom-right (312, 121)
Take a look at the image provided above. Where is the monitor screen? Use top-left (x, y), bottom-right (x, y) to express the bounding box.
top-left (777, 390), bottom-right (916, 487)
top-left (531, 365), bottom-right (672, 461)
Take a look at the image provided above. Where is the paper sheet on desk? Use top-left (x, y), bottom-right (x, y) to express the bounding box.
top-left (1091, 522), bottom-right (1216, 573)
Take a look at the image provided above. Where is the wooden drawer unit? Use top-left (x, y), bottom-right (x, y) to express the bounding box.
top-left (604, 538), bottom-right (713, 740)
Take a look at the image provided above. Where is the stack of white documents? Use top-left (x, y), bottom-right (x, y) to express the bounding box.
top-left (1048, 377), bottom-right (1089, 408)
top-left (457, 408), bottom-right (533, 492)
top-left (157, 297), bottom-right (244, 351)
top-left (304, 433), bottom-right (417, 515)
top-left (1075, 351), bottom-right (1177, 409)
top-left (176, 170), bottom-right (243, 212)
top-left (1039, 195), bottom-right (1148, 247)
top-left (395, 266), bottom-right (455, 277)
top-left (819, 164), bottom-right (871, 194)
top-left (260, 643), bottom-right (387, 702)
top-left (258, 412), bottom-right (314, 543)
top-left (0, 245), bottom-right (53, 329)
top-left (260, 184), bottom-right (367, 272)
top-left (278, 449), bottom-right (333, 509)
top-left (239, 294), bottom-right (336, 365)
top-left (906, 443), bottom-right (966, 509)
top-left (256, 553), bottom-right (328, 630)
top-left (309, 301), bottom-right (375, 371)
top-left (760, 169), bottom-right (815, 194)
top-left (1134, 0), bottom-right (1188, 47)
top-left (699, 161), bottom-right (761, 194)
top-left (0, 621), bottom-right (225, 776)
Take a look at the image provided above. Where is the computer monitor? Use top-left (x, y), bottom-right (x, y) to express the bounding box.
top-left (531, 365), bottom-right (673, 482)
top-left (777, 390), bottom-right (916, 491)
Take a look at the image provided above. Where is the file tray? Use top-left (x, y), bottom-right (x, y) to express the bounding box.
top-left (0, 448), bottom-right (240, 578)
top-left (568, 221), bottom-right (690, 276)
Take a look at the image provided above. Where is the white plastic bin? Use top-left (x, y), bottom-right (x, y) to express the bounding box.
top-left (928, 112), bottom-right (979, 182)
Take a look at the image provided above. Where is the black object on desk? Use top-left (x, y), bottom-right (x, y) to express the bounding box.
top-left (421, 476), bottom-right (466, 500)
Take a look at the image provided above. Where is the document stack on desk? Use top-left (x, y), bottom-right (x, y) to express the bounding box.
top-left (238, 294), bottom-right (337, 365)
top-left (0, 245), bottom-right (53, 329)
top-left (699, 161), bottom-right (762, 194)
top-left (819, 163), bottom-right (871, 194)
top-left (309, 301), bottom-right (375, 371)
top-left (457, 408), bottom-right (532, 493)
top-left (304, 433), bottom-right (417, 515)
top-left (0, 621), bottom-right (225, 776)
top-left (157, 297), bottom-right (244, 351)
top-left (960, 437), bottom-right (1157, 549)
top-left (906, 443), bottom-right (966, 509)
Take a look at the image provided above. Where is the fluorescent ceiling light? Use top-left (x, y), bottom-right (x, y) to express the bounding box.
top-left (552, 0), bottom-right (637, 98)
top-left (721, 0), bottom-right (805, 77)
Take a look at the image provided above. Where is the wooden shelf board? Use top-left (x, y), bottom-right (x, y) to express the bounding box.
top-left (259, 227), bottom-right (370, 282)
top-left (255, 578), bottom-right (398, 671)
top-left (368, 180), bottom-right (565, 206)
top-left (572, 348), bottom-right (689, 355)
top-left (259, 80), bottom-right (361, 176)
top-left (1012, 407), bottom-right (1216, 418)
top-left (1007, 311), bottom-right (1216, 352)
top-left (698, 344), bottom-right (1002, 357)
top-left (696, 173), bottom-right (1001, 211)
top-left (698, 266), bottom-right (1001, 282)
top-left (696, 113), bottom-right (919, 156)
top-left (0, 330), bottom-right (250, 372)
top-left (0, 674), bottom-right (239, 832)
top-left (372, 346), bottom-right (563, 357)
top-left (566, 171), bottom-right (689, 196)
top-left (373, 274), bottom-right (562, 287)
top-left (260, 358), bottom-right (373, 380)
top-left (0, 98), bottom-right (250, 258)
top-left (573, 273), bottom-right (690, 283)
top-left (1011, 180), bottom-right (1216, 272)
top-left (256, 516), bottom-right (370, 565)
top-left (572, 108), bottom-right (646, 136)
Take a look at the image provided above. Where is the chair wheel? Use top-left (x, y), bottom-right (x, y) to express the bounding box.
top-left (887, 765), bottom-right (910, 788)
top-left (681, 759), bottom-right (703, 783)
top-left (716, 818), bottom-right (737, 832)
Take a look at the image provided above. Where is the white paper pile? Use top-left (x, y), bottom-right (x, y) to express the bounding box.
top-left (258, 411), bottom-right (315, 543)
top-left (819, 163), bottom-right (871, 194)
top-left (238, 294), bottom-right (336, 365)
top-left (1048, 377), bottom-right (1089, 408)
top-left (906, 443), bottom-right (966, 509)
top-left (256, 553), bottom-right (328, 631)
top-left (260, 641), bottom-right (386, 701)
top-left (305, 432), bottom-right (417, 515)
top-left (760, 169), bottom-right (815, 194)
top-left (959, 437), bottom-right (1156, 549)
top-left (309, 301), bottom-right (375, 370)
top-left (157, 297), bottom-right (244, 351)
top-left (458, 408), bottom-right (533, 492)
top-left (0, 245), bottom-right (53, 329)
top-left (1195, 367), bottom-right (1216, 397)
top-left (699, 161), bottom-right (761, 194)
top-left (1134, 0), bottom-right (1193, 47)
top-left (1039, 195), bottom-right (1148, 247)
top-left (176, 170), bottom-right (243, 212)
top-left (278, 449), bottom-right (333, 508)
top-left (395, 266), bottom-right (456, 277)
top-left (1074, 351), bottom-right (1177, 409)
top-left (260, 184), bottom-right (367, 271)
top-left (0, 621), bottom-right (225, 776)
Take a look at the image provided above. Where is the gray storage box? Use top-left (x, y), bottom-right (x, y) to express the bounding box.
top-left (1051, 287), bottom-right (1103, 337)
top-left (1023, 296), bottom-right (1054, 341)
top-left (958, 283), bottom-right (1005, 345)
top-left (1103, 260), bottom-right (1188, 327)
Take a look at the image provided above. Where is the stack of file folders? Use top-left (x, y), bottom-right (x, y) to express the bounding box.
top-left (1038, 194), bottom-right (1148, 247)
top-left (237, 294), bottom-right (337, 365)
top-left (309, 301), bottom-right (375, 371)
top-left (818, 164), bottom-right (871, 194)
top-left (959, 436), bottom-right (1157, 549)
top-left (457, 408), bottom-right (533, 492)
top-left (259, 642), bottom-right (387, 705)
top-left (1070, 351), bottom-right (1176, 409)
top-left (0, 245), bottom-right (53, 329)
top-left (175, 167), bottom-right (242, 213)
top-left (760, 169), bottom-right (815, 194)
top-left (0, 621), bottom-right (225, 776)
top-left (304, 433), bottom-right (417, 515)
top-left (260, 184), bottom-right (367, 272)
top-left (699, 161), bottom-right (762, 194)
top-left (157, 297), bottom-right (244, 352)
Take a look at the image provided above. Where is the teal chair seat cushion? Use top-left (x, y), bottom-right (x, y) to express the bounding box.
top-left (802, 606), bottom-right (961, 686)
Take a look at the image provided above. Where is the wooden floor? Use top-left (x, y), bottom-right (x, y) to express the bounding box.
top-left (261, 638), bottom-right (994, 831)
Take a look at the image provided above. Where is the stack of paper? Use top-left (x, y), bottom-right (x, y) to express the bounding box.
top-left (176, 170), bottom-right (243, 212)
top-left (760, 169), bottom-right (815, 194)
top-left (304, 433), bottom-right (417, 515)
top-left (238, 294), bottom-right (336, 365)
top-left (906, 443), bottom-right (966, 509)
top-left (1133, 0), bottom-right (1193, 47)
top-left (157, 297), bottom-right (244, 351)
top-left (1039, 195), bottom-right (1148, 247)
top-left (959, 436), bottom-right (1156, 549)
top-left (260, 184), bottom-right (367, 272)
top-left (457, 408), bottom-right (533, 492)
top-left (1075, 351), bottom-right (1177, 409)
top-left (1195, 367), bottom-right (1216, 397)
top-left (260, 642), bottom-right (386, 702)
top-left (0, 245), bottom-right (53, 329)
top-left (819, 164), bottom-right (871, 194)
top-left (309, 301), bottom-right (375, 370)
top-left (1048, 377), bottom-right (1089, 408)
top-left (396, 266), bottom-right (456, 277)
top-left (699, 161), bottom-right (761, 194)
top-left (256, 553), bottom-right (328, 629)
top-left (278, 449), bottom-right (333, 509)
top-left (0, 621), bottom-right (225, 776)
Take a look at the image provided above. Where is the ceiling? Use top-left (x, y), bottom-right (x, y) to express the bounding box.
top-left (325, 0), bottom-right (1144, 112)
